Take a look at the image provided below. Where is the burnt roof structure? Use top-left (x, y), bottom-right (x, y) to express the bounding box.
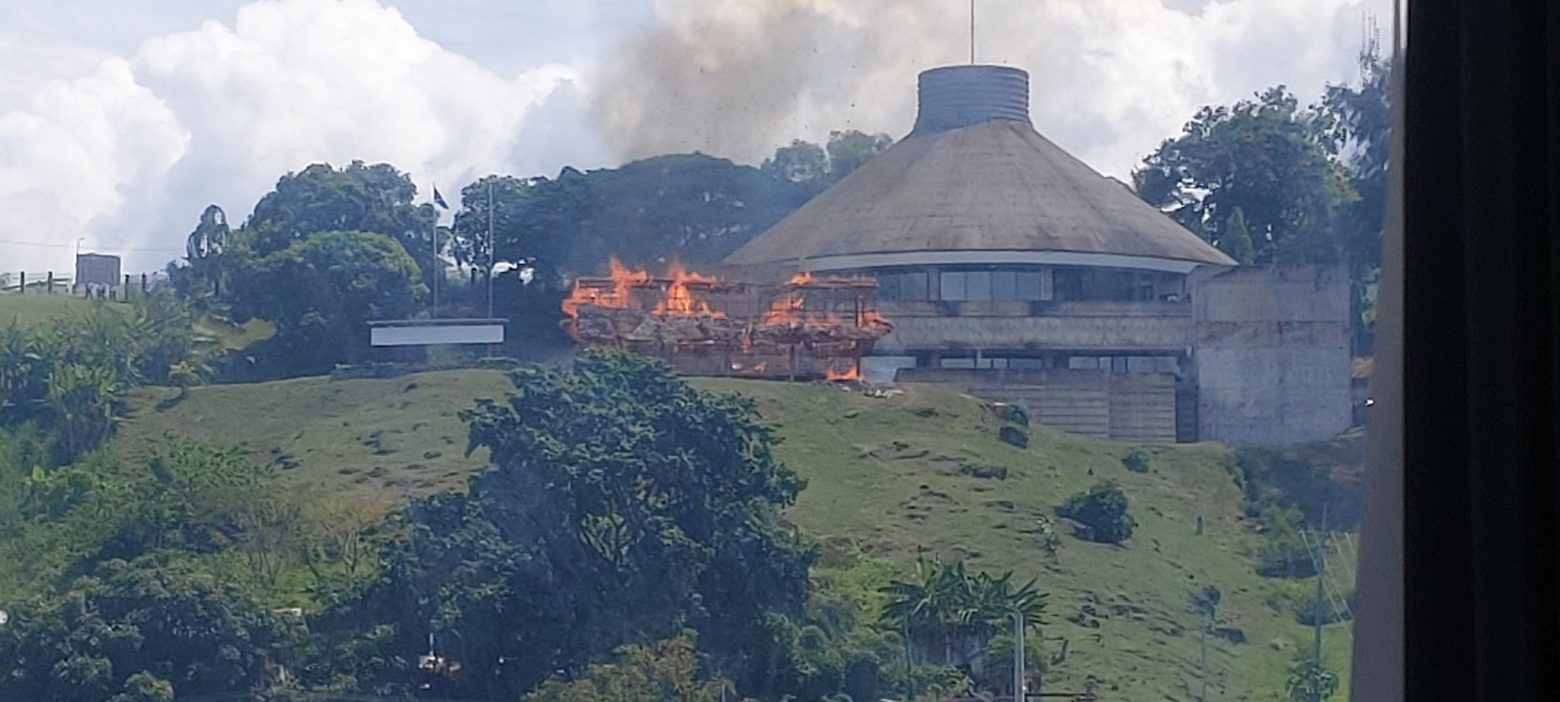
top-left (724, 65), bottom-right (1235, 274)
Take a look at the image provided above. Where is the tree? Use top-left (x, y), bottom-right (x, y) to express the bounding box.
top-left (1221, 207), bottom-right (1257, 264)
top-left (762, 139), bottom-right (831, 192)
top-left (1322, 54), bottom-right (1393, 353)
top-left (524, 634), bottom-right (727, 702)
top-left (228, 230), bottom-right (426, 374)
top-left (170, 204), bottom-right (231, 308)
top-left (244, 162), bottom-right (440, 282)
top-left (825, 129), bottom-right (893, 182)
top-left (761, 131), bottom-right (893, 196)
top-left (1135, 86), bottom-right (1355, 265)
top-left (881, 553), bottom-right (1046, 670)
top-left (1286, 657), bottom-right (1340, 702)
top-left (0, 556), bottom-right (288, 701)
top-left (1058, 481), bottom-right (1137, 544)
top-left (39, 363), bottom-right (122, 464)
top-left (312, 351), bottom-right (815, 698)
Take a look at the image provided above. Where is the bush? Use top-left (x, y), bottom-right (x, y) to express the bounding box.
top-left (1122, 448), bottom-right (1152, 473)
top-left (1254, 506), bottom-right (1319, 578)
top-left (1058, 481), bottom-right (1137, 544)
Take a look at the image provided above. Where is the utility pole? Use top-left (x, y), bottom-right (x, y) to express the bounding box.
top-left (432, 215), bottom-right (440, 318)
top-left (1200, 622), bottom-right (1208, 701)
top-left (1011, 611), bottom-right (1025, 702)
top-left (485, 181), bottom-right (496, 357)
top-left (1313, 503), bottom-right (1329, 665)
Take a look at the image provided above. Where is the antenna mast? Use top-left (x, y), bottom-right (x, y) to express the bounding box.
top-left (1360, 9), bottom-right (1381, 76)
top-left (969, 0), bottom-right (976, 64)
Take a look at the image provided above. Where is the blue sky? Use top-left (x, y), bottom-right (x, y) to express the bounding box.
top-left (0, 0), bottom-right (1389, 273)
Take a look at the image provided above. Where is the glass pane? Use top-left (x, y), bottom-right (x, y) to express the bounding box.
top-left (966, 271), bottom-right (992, 300)
top-left (992, 271), bottom-right (1017, 300)
top-left (1017, 271), bottom-right (1042, 300)
top-left (877, 272), bottom-right (900, 299)
top-left (902, 271), bottom-right (928, 301)
top-left (940, 271), bottom-right (966, 300)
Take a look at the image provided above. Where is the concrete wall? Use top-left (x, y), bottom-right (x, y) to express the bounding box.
top-left (1190, 265), bottom-right (1352, 446)
top-left (900, 368), bottom-right (1178, 443)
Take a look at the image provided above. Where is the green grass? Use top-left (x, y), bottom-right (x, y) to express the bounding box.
top-left (0, 293), bottom-right (105, 327)
top-left (193, 314), bottom-right (276, 351)
top-left (111, 370), bottom-right (1354, 700)
top-left (120, 370), bottom-right (507, 512)
top-left (0, 293), bottom-right (274, 351)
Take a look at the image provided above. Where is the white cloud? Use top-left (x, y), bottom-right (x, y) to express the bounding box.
top-left (0, 0), bottom-right (584, 273)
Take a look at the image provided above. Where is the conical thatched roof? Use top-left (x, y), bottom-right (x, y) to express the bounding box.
top-left (724, 66), bottom-right (1234, 272)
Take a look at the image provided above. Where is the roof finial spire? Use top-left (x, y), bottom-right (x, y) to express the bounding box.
top-left (969, 0), bottom-right (977, 64)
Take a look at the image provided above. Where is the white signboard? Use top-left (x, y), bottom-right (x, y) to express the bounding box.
top-left (370, 322), bottom-right (505, 347)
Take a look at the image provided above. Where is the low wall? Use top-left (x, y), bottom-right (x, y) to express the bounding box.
top-left (900, 368), bottom-right (1178, 444)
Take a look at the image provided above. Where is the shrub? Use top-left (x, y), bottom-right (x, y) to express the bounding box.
top-left (1058, 481), bottom-right (1137, 544)
top-left (1254, 506), bottom-right (1319, 578)
top-left (1122, 448), bottom-right (1152, 473)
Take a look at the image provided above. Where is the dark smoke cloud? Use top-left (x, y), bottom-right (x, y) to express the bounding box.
top-left (592, 1), bottom-right (958, 164)
top-left (591, 0), bottom-right (1388, 173)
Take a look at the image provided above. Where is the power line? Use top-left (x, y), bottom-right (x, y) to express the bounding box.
top-left (0, 238), bottom-right (184, 252)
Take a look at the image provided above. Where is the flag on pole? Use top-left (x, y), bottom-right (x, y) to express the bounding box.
top-left (432, 185), bottom-right (450, 210)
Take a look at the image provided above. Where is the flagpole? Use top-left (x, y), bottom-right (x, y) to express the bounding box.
top-left (432, 187), bottom-right (440, 319)
top-left (486, 181), bottom-right (495, 357)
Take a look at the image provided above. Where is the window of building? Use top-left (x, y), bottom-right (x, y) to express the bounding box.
top-left (874, 271), bottom-right (929, 301)
top-left (939, 268), bottom-right (1043, 301)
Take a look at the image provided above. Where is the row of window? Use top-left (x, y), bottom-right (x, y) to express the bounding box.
top-left (934, 355), bottom-right (1181, 374)
top-left (873, 267), bottom-right (1177, 302)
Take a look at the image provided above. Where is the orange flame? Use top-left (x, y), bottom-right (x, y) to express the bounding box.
top-left (762, 293), bottom-right (807, 325)
top-left (824, 364), bottom-right (861, 382)
top-left (786, 271), bottom-right (815, 286)
top-left (564, 258), bottom-right (726, 321)
top-left (562, 257), bottom-right (647, 320)
top-left (651, 261), bottom-right (723, 317)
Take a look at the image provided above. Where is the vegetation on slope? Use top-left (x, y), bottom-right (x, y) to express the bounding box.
top-left (5, 367), bottom-right (1357, 700)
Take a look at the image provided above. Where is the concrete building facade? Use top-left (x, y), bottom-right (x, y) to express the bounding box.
top-left (723, 64), bottom-right (1353, 446)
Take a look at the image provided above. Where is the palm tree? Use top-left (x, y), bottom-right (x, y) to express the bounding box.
top-left (883, 554), bottom-right (1048, 669)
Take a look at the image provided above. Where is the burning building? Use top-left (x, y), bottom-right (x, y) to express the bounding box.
top-left (563, 260), bottom-right (893, 381)
top-left (721, 65), bottom-right (1352, 447)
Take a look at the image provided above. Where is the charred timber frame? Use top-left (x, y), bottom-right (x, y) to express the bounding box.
top-left (562, 270), bottom-right (892, 380)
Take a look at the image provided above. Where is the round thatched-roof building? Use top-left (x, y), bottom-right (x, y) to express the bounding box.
top-left (725, 65), bottom-right (1235, 277)
top-left (720, 65), bottom-right (1352, 448)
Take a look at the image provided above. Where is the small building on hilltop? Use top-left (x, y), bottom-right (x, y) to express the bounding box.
top-left (722, 64), bottom-right (1351, 447)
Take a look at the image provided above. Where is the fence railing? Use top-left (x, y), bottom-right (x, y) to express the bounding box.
top-left (0, 270), bottom-right (168, 301)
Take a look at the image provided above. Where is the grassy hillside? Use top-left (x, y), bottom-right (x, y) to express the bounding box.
top-left (0, 292), bottom-right (274, 348)
top-left (122, 370), bottom-right (506, 510)
top-left (115, 370), bottom-right (1353, 700)
top-left (0, 292), bottom-right (99, 326)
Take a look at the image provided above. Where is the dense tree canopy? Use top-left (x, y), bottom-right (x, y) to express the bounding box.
top-left (453, 153), bottom-right (811, 288)
top-left (228, 230), bottom-right (426, 374)
top-left (761, 130), bottom-right (894, 196)
top-left (311, 352), bottom-right (814, 698)
top-left (0, 556), bottom-right (288, 701)
top-left (244, 162), bottom-right (440, 276)
top-left (1134, 86), bottom-right (1355, 266)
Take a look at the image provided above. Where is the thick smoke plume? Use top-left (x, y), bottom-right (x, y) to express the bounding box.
top-left (593, 0), bottom-right (1388, 172)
